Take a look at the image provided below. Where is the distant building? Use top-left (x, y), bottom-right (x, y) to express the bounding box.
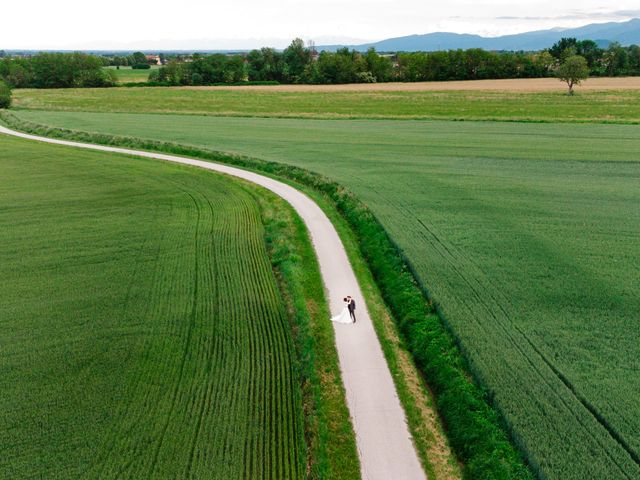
top-left (145, 55), bottom-right (162, 65)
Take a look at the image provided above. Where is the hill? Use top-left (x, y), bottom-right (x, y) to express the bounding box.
top-left (319, 18), bottom-right (640, 52)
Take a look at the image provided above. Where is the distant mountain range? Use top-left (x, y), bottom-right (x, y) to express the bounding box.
top-left (319, 18), bottom-right (640, 52)
top-left (4, 19), bottom-right (639, 54)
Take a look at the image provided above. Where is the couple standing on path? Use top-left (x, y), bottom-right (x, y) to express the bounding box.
top-left (331, 296), bottom-right (356, 324)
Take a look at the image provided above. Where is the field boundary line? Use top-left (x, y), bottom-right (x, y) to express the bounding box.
top-left (0, 124), bottom-right (426, 480)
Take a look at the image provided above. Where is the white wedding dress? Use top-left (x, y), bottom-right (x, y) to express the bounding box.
top-left (331, 302), bottom-right (353, 324)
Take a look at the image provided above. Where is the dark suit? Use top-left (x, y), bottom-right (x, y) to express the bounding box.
top-left (348, 299), bottom-right (356, 322)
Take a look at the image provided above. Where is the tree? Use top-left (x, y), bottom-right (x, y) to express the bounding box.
top-left (363, 48), bottom-right (393, 82)
top-left (0, 58), bottom-right (32, 87)
top-left (533, 51), bottom-right (556, 76)
top-left (603, 42), bottom-right (629, 76)
top-left (247, 48), bottom-right (284, 82)
top-left (397, 52), bottom-right (428, 81)
top-left (549, 37), bottom-right (578, 61)
top-left (24, 52), bottom-right (114, 88)
top-left (148, 68), bottom-right (161, 83)
top-left (103, 68), bottom-right (118, 86)
top-left (131, 51), bottom-right (147, 65)
top-left (283, 38), bottom-right (311, 83)
top-left (315, 48), bottom-right (360, 84)
top-left (556, 55), bottom-right (589, 95)
top-left (628, 45), bottom-right (640, 75)
top-left (157, 60), bottom-right (190, 85)
top-left (0, 79), bottom-right (12, 108)
top-left (576, 39), bottom-right (602, 69)
top-left (223, 55), bottom-right (246, 83)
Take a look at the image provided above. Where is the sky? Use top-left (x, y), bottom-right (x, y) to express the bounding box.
top-left (3, 1), bottom-right (640, 50)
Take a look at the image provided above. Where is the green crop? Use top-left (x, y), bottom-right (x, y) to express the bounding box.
top-left (0, 135), bottom-right (308, 479)
top-left (10, 109), bottom-right (640, 479)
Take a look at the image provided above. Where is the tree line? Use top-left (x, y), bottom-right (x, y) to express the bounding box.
top-left (0, 53), bottom-right (117, 88)
top-left (1, 38), bottom-right (639, 90)
top-left (0, 51), bottom-right (162, 89)
top-left (107, 51), bottom-right (162, 68)
top-left (149, 38), bottom-right (640, 86)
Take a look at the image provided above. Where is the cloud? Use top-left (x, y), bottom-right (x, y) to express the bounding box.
top-left (496, 16), bottom-right (551, 20)
top-left (611, 9), bottom-right (640, 17)
top-left (495, 9), bottom-right (640, 22)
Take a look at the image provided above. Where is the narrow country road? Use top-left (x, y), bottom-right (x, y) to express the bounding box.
top-left (0, 125), bottom-right (426, 480)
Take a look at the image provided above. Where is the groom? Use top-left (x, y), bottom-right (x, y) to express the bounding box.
top-left (347, 296), bottom-right (356, 323)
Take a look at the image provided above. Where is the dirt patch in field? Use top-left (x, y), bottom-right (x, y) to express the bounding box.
top-left (180, 77), bottom-right (640, 93)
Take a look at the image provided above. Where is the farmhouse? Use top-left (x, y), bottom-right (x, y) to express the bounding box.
top-left (145, 54), bottom-right (161, 65)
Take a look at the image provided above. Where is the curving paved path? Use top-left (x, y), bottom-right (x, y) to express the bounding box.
top-left (0, 125), bottom-right (426, 480)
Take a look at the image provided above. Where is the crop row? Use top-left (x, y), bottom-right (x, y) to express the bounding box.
top-left (0, 137), bottom-right (304, 479)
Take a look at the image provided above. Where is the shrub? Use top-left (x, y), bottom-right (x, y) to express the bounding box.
top-left (356, 71), bottom-right (377, 83)
top-left (191, 72), bottom-right (204, 86)
top-left (148, 69), bottom-right (160, 82)
top-left (132, 63), bottom-right (151, 70)
top-left (106, 69), bottom-right (118, 85)
top-left (0, 80), bottom-right (11, 108)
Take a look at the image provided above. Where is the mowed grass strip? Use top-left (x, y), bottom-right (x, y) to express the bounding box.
top-left (103, 66), bottom-right (158, 84)
top-left (0, 135), bottom-right (306, 479)
top-left (8, 110), bottom-right (640, 479)
top-left (11, 85), bottom-right (640, 123)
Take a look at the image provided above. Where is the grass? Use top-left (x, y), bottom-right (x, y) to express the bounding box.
top-left (0, 112), bottom-right (533, 479)
top-left (10, 85), bottom-right (640, 123)
top-left (104, 66), bottom-right (158, 84)
top-left (6, 108), bottom-right (640, 479)
top-left (251, 184), bottom-right (360, 479)
top-left (299, 182), bottom-right (463, 480)
top-left (0, 133), bottom-right (359, 479)
top-left (250, 157), bottom-right (463, 479)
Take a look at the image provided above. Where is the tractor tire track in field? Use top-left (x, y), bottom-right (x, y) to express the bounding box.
top-left (413, 207), bottom-right (640, 477)
top-left (90, 192), bottom-right (189, 479)
top-left (184, 192), bottom-right (218, 478)
top-left (149, 189), bottom-right (202, 477)
top-left (0, 125), bottom-right (426, 480)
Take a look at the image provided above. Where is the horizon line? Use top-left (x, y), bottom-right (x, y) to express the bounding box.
top-left (1, 17), bottom-right (636, 52)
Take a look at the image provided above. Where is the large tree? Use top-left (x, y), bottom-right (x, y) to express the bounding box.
top-left (556, 55), bottom-right (589, 95)
top-left (247, 48), bottom-right (284, 82)
top-left (131, 51), bottom-right (147, 65)
top-left (282, 38), bottom-right (311, 83)
top-left (363, 48), bottom-right (393, 82)
top-left (549, 37), bottom-right (578, 61)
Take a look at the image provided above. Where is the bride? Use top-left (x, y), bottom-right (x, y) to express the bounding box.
top-left (331, 297), bottom-right (353, 324)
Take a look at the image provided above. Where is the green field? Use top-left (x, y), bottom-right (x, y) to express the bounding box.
top-left (0, 134), bottom-right (311, 479)
top-left (11, 85), bottom-right (640, 122)
top-left (9, 107), bottom-right (640, 479)
top-left (104, 66), bottom-right (157, 83)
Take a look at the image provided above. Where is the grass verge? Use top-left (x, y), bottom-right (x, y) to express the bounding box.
top-left (0, 109), bottom-right (534, 479)
top-left (251, 185), bottom-right (360, 479)
top-left (299, 184), bottom-right (463, 480)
